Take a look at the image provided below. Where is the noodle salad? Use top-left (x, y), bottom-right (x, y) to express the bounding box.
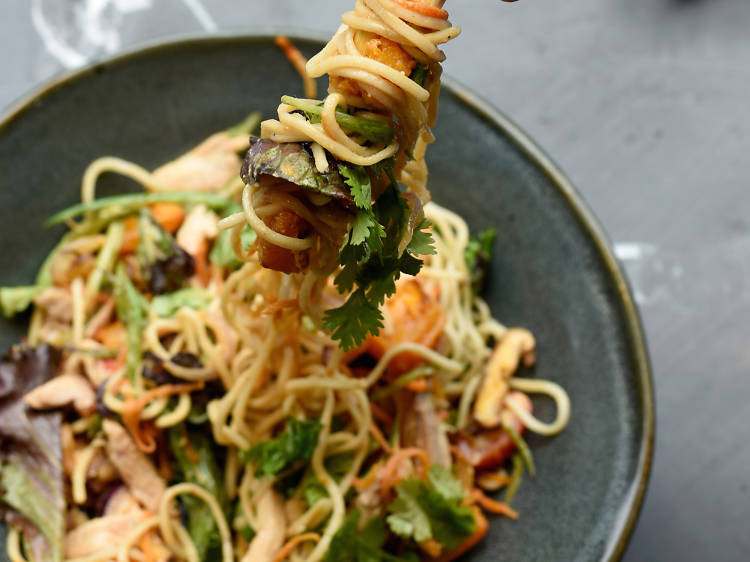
top-left (0, 1), bottom-right (570, 561)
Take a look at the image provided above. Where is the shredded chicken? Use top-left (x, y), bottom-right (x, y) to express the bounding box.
top-left (242, 488), bottom-right (286, 562)
top-left (399, 390), bottom-right (452, 468)
top-left (103, 419), bottom-right (166, 512)
top-left (152, 132), bottom-right (246, 192)
top-left (473, 328), bottom-right (535, 428)
top-left (24, 373), bottom-right (96, 415)
top-left (104, 486), bottom-right (143, 517)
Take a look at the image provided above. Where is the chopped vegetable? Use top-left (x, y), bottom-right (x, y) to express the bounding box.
top-left (504, 454), bottom-right (524, 504)
top-left (151, 288), bottom-right (211, 317)
top-left (465, 227), bottom-right (496, 295)
top-left (225, 111), bottom-right (263, 139)
top-left (45, 191), bottom-right (231, 227)
top-left (282, 96), bottom-right (395, 144)
top-left (111, 263), bottom-right (147, 382)
top-left (0, 285), bottom-right (42, 318)
top-left (386, 465), bottom-right (475, 550)
top-left (210, 222), bottom-right (256, 269)
top-left (169, 426), bottom-right (228, 561)
top-left (241, 418), bottom-right (322, 477)
top-left (502, 423), bottom-right (536, 477)
top-left (0, 344), bottom-right (65, 562)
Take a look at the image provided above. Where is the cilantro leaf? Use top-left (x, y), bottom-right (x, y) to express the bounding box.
top-left (325, 510), bottom-right (418, 562)
top-left (386, 466), bottom-right (475, 550)
top-left (465, 227), bottom-right (496, 295)
top-left (241, 418), bottom-right (321, 477)
top-left (323, 289), bottom-right (384, 350)
top-left (407, 219), bottom-right (436, 257)
top-left (340, 164), bottom-right (372, 210)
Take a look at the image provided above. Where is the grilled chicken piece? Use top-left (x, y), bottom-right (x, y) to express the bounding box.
top-left (242, 488), bottom-right (286, 562)
top-left (102, 419), bottom-right (166, 512)
top-left (24, 373), bottom-right (96, 415)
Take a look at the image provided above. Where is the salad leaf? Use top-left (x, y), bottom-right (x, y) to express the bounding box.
top-left (169, 426), bottom-right (228, 561)
top-left (0, 286), bottom-right (42, 318)
top-left (241, 417), bottom-right (322, 477)
top-left (325, 509), bottom-right (418, 562)
top-left (0, 344), bottom-right (65, 562)
top-left (465, 227), bottom-right (496, 295)
top-left (242, 138), bottom-right (354, 203)
top-left (387, 465), bottom-right (475, 550)
top-left (151, 288), bottom-right (211, 317)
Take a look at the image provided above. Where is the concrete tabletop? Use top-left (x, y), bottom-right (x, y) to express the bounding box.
top-left (2, 1), bottom-right (749, 560)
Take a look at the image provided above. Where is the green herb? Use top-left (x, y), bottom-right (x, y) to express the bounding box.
top-left (0, 285), bottom-right (42, 318)
top-left (282, 96), bottom-right (394, 144)
top-left (45, 191), bottom-right (230, 226)
top-left (502, 424), bottom-right (535, 477)
top-left (241, 418), bottom-right (322, 477)
top-left (410, 63), bottom-right (429, 87)
top-left (386, 465), bottom-right (475, 550)
top-left (325, 509), bottom-right (418, 562)
top-left (465, 227), bottom-right (496, 295)
top-left (301, 453), bottom-right (354, 507)
top-left (504, 453), bottom-right (524, 504)
top-left (111, 263), bottom-right (147, 382)
top-left (169, 426), bottom-right (229, 561)
top-left (239, 525), bottom-right (256, 543)
top-left (323, 184), bottom-right (435, 351)
top-left (137, 209), bottom-right (195, 295)
top-left (151, 288), bottom-right (211, 317)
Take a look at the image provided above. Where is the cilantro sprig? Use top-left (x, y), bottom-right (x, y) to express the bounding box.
top-left (240, 418), bottom-right (322, 477)
top-left (323, 161), bottom-right (436, 350)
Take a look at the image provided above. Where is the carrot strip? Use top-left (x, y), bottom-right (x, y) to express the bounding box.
top-left (140, 531), bottom-right (156, 562)
top-left (194, 238), bottom-right (211, 287)
top-left (120, 382), bottom-right (203, 453)
top-left (405, 377), bottom-right (428, 393)
top-left (380, 447), bottom-right (430, 498)
top-left (391, 0), bottom-right (448, 19)
top-left (369, 421), bottom-right (394, 455)
top-left (436, 507), bottom-right (488, 562)
top-left (471, 488), bottom-right (519, 519)
top-left (120, 202), bottom-right (186, 254)
top-left (272, 533), bottom-right (320, 562)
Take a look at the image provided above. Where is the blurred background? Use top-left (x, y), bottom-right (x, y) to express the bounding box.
top-left (1, 0), bottom-right (749, 560)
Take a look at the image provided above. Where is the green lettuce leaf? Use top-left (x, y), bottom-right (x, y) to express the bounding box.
top-left (0, 286), bottom-right (42, 318)
top-left (241, 418), bottom-right (322, 477)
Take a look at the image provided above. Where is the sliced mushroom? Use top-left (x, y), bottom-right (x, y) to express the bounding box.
top-left (473, 328), bottom-right (535, 428)
top-left (24, 373), bottom-right (96, 415)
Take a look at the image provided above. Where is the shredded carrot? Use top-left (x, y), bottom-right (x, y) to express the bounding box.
top-left (261, 299), bottom-right (300, 315)
top-left (477, 472), bottom-right (512, 489)
top-left (194, 238), bottom-right (211, 287)
top-left (140, 530), bottom-right (156, 562)
top-left (471, 488), bottom-right (519, 519)
top-left (120, 382), bottom-right (203, 453)
top-left (380, 447), bottom-right (430, 498)
top-left (391, 0), bottom-right (448, 19)
top-left (275, 36), bottom-right (317, 99)
top-left (369, 421), bottom-right (394, 455)
top-left (405, 377), bottom-right (428, 393)
top-left (369, 400), bottom-right (394, 426)
top-left (272, 532), bottom-right (320, 562)
top-left (436, 506), bottom-right (488, 562)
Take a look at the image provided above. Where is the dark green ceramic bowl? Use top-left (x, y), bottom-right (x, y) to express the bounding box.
top-left (0, 34), bottom-right (653, 561)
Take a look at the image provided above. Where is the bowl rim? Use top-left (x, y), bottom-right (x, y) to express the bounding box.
top-left (0, 30), bottom-right (654, 562)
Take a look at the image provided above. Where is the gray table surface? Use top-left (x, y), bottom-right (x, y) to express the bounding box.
top-left (2, 1), bottom-right (749, 560)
